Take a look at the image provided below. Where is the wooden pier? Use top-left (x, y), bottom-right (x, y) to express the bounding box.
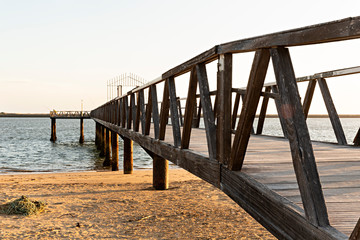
top-left (50, 111), bottom-right (90, 143)
top-left (90, 17), bottom-right (360, 239)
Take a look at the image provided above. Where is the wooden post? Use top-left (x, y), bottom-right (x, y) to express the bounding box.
top-left (256, 86), bottom-right (271, 135)
top-left (303, 80), bottom-right (317, 119)
top-left (217, 53), bottom-right (232, 165)
top-left (79, 118), bottom-right (84, 144)
top-left (99, 125), bottom-right (105, 157)
top-left (123, 137), bottom-right (133, 174)
top-left (111, 131), bottom-right (119, 171)
top-left (50, 118), bottom-right (57, 142)
top-left (353, 128), bottom-right (360, 146)
top-left (95, 122), bottom-right (100, 149)
top-left (270, 46), bottom-right (329, 227)
top-left (103, 128), bottom-right (111, 166)
top-left (153, 153), bottom-right (168, 190)
top-left (318, 78), bottom-right (347, 145)
top-left (271, 85), bottom-right (289, 138)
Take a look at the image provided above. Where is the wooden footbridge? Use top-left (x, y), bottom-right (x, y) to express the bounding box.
top-left (91, 17), bottom-right (360, 239)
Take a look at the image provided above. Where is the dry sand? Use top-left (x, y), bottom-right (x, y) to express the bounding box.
top-left (0, 169), bottom-right (275, 239)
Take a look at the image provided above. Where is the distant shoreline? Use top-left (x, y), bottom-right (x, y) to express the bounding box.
top-left (1, 113), bottom-right (360, 118)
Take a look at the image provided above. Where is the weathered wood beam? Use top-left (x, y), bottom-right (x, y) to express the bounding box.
top-left (317, 78), bottom-right (347, 145)
top-left (220, 167), bottom-right (347, 240)
top-left (353, 128), bottom-right (360, 146)
top-left (271, 46), bottom-right (329, 227)
top-left (123, 136), bottom-right (133, 174)
top-left (177, 97), bottom-right (184, 126)
top-left (168, 77), bottom-right (182, 147)
top-left (153, 154), bottom-right (169, 190)
top-left (216, 53), bottom-right (232, 165)
top-left (131, 93), bottom-right (137, 131)
top-left (229, 49), bottom-right (270, 170)
top-left (134, 92), bottom-right (141, 132)
top-left (231, 93), bottom-right (241, 130)
top-left (350, 217), bottom-right (360, 240)
top-left (159, 80), bottom-right (170, 141)
top-left (196, 63), bottom-right (217, 160)
top-left (271, 85), bottom-right (289, 138)
top-left (139, 90), bottom-right (146, 135)
top-left (181, 69), bottom-right (198, 149)
top-left (256, 86), bottom-right (271, 135)
top-left (145, 88), bottom-right (152, 136)
top-left (194, 99), bottom-right (202, 128)
top-left (303, 80), bottom-right (317, 119)
top-left (151, 85), bottom-right (160, 139)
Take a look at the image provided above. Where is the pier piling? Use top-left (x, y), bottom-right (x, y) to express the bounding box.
top-left (111, 131), bottom-right (119, 171)
top-left (123, 137), bottom-right (133, 174)
top-left (79, 118), bottom-right (84, 144)
top-left (103, 128), bottom-right (111, 166)
top-left (99, 126), bottom-right (105, 157)
top-left (152, 154), bottom-right (168, 190)
top-left (50, 118), bottom-right (57, 142)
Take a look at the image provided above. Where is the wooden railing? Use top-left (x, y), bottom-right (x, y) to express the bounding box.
top-left (50, 111), bottom-right (91, 118)
top-left (91, 17), bottom-right (360, 240)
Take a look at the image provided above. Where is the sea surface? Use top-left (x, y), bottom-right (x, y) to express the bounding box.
top-left (0, 117), bottom-right (359, 174)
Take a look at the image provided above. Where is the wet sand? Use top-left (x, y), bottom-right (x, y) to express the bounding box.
top-left (0, 169), bottom-right (275, 239)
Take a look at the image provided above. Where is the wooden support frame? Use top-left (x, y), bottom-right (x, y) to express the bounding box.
top-left (229, 49), bottom-right (270, 170)
top-left (317, 78), bottom-right (347, 145)
top-left (145, 87), bottom-right (152, 136)
top-left (271, 85), bottom-right (289, 138)
top-left (151, 85), bottom-right (160, 139)
top-left (168, 77), bottom-right (182, 147)
top-left (159, 80), bottom-right (170, 141)
top-left (231, 92), bottom-right (241, 130)
top-left (177, 97), bottom-right (184, 126)
top-left (303, 80), bottom-right (317, 119)
top-left (111, 130), bottom-right (119, 171)
top-left (216, 53), bottom-right (232, 165)
top-left (181, 68), bottom-right (198, 149)
top-left (139, 90), bottom-right (146, 135)
top-left (134, 92), bottom-right (141, 132)
top-left (196, 63), bottom-right (217, 160)
top-left (256, 86), bottom-right (271, 135)
top-left (131, 93), bottom-right (136, 131)
top-left (270, 46), bottom-right (329, 227)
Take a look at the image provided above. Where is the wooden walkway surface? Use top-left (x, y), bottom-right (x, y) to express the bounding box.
top-left (153, 125), bottom-right (360, 237)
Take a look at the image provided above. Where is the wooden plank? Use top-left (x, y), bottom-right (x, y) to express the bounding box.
top-left (126, 96), bottom-right (132, 130)
top-left (195, 99), bottom-right (202, 128)
top-left (216, 53), bottom-right (232, 165)
top-left (317, 78), bottom-right (347, 145)
top-left (145, 87), bottom-right (152, 136)
top-left (270, 46), bottom-right (329, 227)
top-left (139, 90), bottom-right (146, 135)
top-left (220, 168), bottom-right (347, 240)
top-left (219, 17), bottom-right (360, 54)
top-left (159, 80), bottom-right (170, 141)
top-left (353, 128), bottom-right (360, 146)
top-left (131, 93), bottom-right (137, 131)
top-left (256, 86), bottom-right (271, 135)
top-left (168, 77), bottom-right (182, 147)
top-left (229, 49), bottom-right (270, 170)
top-left (151, 85), bottom-right (160, 139)
top-left (196, 63), bottom-right (217, 160)
top-left (181, 68), bottom-right (198, 149)
top-left (302, 80), bottom-right (317, 119)
top-left (271, 85), bottom-right (288, 138)
top-left (134, 92), bottom-right (141, 132)
top-left (231, 92), bottom-right (241, 130)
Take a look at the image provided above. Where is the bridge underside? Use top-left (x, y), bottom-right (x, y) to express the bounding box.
top-left (95, 119), bottom-right (354, 239)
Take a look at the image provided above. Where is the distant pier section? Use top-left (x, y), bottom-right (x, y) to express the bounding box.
top-left (49, 111), bottom-right (90, 143)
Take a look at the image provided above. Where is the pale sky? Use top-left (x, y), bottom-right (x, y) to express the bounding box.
top-left (1, 0), bottom-right (360, 113)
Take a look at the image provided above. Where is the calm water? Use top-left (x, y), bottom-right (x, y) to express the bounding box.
top-left (0, 118), bottom-right (153, 174)
top-left (0, 117), bottom-right (359, 174)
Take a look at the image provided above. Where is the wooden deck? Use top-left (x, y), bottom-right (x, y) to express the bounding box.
top-left (152, 126), bottom-right (359, 237)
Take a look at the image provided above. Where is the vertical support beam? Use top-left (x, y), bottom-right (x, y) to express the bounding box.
top-left (123, 137), bottom-right (133, 174)
top-left (196, 63), bottom-right (216, 160)
top-left (229, 49), bottom-right (270, 170)
top-left (153, 153), bottom-right (168, 190)
top-left (271, 85), bottom-right (289, 138)
top-left (135, 92), bottom-right (141, 132)
top-left (217, 53), bottom-right (232, 165)
top-left (99, 125), bottom-right (105, 157)
top-left (195, 100), bottom-right (202, 128)
top-left (231, 92), bottom-right (241, 130)
top-left (126, 96), bottom-right (132, 130)
top-left (181, 68), bottom-right (198, 149)
top-left (145, 87), bottom-right (152, 135)
top-left (318, 78), bottom-right (347, 145)
top-left (111, 131), bottom-right (119, 171)
top-left (79, 118), bottom-right (84, 144)
top-left (139, 90), bottom-right (146, 135)
top-left (177, 97), bottom-right (184, 126)
top-left (131, 93), bottom-right (136, 130)
top-left (159, 80), bottom-right (170, 141)
top-left (50, 118), bottom-right (57, 142)
top-left (103, 128), bottom-right (111, 166)
top-left (353, 128), bottom-right (360, 146)
top-left (270, 46), bottom-right (329, 227)
top-left (168, 77), bottom-right (182, 147)
top-left (95, 122), bottom-right (100, 149)
top-left (303, 80), bottom-right (317, 119)
top-left (151, 85), bottom-right (160, 139)
top-left (240, 94), bottom-right (255, 134)
top-left (256, 86), bottom-right (271, 135)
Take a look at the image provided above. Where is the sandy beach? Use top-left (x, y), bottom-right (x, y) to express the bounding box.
top-left (0, 169), bottom-right (275, 239)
